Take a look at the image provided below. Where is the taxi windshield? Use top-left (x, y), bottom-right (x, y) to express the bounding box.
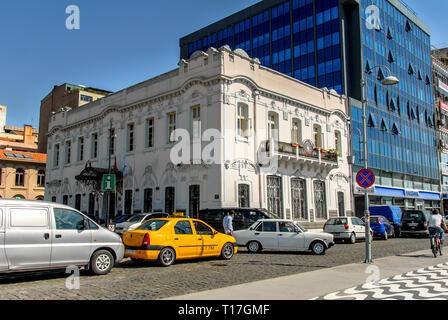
top-left (137, 220), bottom-right (168, 231)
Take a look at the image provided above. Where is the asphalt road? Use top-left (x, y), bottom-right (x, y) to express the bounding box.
top-left (0, 237), bottom-right (430, 300)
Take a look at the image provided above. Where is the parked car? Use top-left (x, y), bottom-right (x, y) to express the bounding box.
top-left (0, 199), bottom-right (124, 275)
top-left (400, 210), bottom-right (431, 237)
top-left (363, 216), bottom-right (395, 240)
top-left (197, 208), bottom-right (278, 233)
top-left (115, 213), bottom-right (169, 235)
top-left (112, 214), bottom-right (132, 224)
top-left (233, 219), bottom-right (334, 255)
top-left (122, 218), bottom-right (237, 266)
top-left (369, 206), bottom-right (402, 237)
top-left (323, 216), bottom-right (373, 244)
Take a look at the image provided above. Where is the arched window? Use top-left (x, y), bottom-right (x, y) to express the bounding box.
top-left (313, 124), bottom-right (323, 148)
top-left (15, 168), bottom-right (24, 187)
top-left (268, 112), bottom-right (279, 141)
top-left (37, 170), bottom-right (46, 187)
top-left (291, 118), bottom-right (302, 144)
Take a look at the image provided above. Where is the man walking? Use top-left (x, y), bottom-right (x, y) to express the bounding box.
top-left (223, 211), bottom-right (235, 236)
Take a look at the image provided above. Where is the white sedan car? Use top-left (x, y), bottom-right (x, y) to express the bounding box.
top-left (233, 219), bottom-right (335, 255)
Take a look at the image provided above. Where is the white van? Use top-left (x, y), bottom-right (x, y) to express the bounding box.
top-left (0, 199), bottom-right (124, 275)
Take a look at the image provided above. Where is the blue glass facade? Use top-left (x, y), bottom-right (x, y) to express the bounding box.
top-left (351, 0), bottom-right (437, 182)
top-left (185, 0), bottom-right (342, 94)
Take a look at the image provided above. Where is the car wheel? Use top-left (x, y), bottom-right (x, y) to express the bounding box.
top-left (221, 243), bottom-right (234, 260)
top-left (90, 250), bottom-right (114, 275)
top-left (348, 232), bottom-right (356, 244)
top-left (158, 247), bottom-right (176, 267)
top-left (247, 241), bottom-right (262, 253)
top-left (311, 241), bottom-right (326, 255)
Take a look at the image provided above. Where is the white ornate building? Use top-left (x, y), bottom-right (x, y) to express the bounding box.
top-left (45, 46), bottom-right (352, 227)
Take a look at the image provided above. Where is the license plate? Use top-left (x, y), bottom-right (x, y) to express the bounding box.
top-left (333, 233), bottom-right (340, 236)
top-left (408, 223), bottom-right (418, 227)
top-left (126, 249), bottom-right (136, 255)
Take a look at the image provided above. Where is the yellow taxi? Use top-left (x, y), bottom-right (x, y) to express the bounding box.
top-left (122, 217), bottom-right (237, 266)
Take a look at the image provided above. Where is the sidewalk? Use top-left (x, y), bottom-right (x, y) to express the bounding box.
top-left (165, 249), bottom-right (448, 300)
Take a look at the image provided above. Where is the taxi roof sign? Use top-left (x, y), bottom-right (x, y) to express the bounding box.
top-left (172, 212), bottom-right (184, 217)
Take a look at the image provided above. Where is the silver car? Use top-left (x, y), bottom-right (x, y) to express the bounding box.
top-left (114, 213), bottom-right (169, 235)
top-left (233, 219), bottom-right (335, 255)
top-left (0, 199), bottom-right (124, 275)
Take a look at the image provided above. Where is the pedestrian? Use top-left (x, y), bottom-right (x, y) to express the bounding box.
top-left (223, 211), bottom-right (234, 236)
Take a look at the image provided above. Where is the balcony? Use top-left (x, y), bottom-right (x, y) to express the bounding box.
top-left (265, 139), bottom-right (339, 169)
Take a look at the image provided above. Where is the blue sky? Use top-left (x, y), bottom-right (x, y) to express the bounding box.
top-left (0, 0), bottom-right (446, 128)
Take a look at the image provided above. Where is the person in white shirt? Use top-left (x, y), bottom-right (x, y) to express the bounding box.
top-left (429, 209), bottom-right (445, 244)
top-left (223, 211), bottom-right (234, 236)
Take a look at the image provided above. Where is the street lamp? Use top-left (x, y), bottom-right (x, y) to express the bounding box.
top-left (105, 119), bottom-right (117, 228)
top-left (362, 65), bottom-right (399, 264)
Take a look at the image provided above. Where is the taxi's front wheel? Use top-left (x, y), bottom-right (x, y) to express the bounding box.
top-left (158, 247), bottom-right (176, 267)
top-left (221, 243), bottom-right (234, 260)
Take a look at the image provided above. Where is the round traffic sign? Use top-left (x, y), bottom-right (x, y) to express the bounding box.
top-left (356, 169), bottom-right (375, 188)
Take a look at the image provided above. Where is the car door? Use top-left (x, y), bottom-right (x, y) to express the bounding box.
top-left (252, 221), bottom-right (279, 250)
top-left (173, 220), bottom-right (201, 258)
top-left (352, 217), bottom-right (366, 238)
top-left (50, 208), bottom-right (93, 266)
top-left (5, 206), bottom-right (52, 270)
top-left (193, 221), bottom-right (220, 256)
top-left (277, 221), bottom-right (305, 250)
top-left (0, 208), bottom-right (7, 272)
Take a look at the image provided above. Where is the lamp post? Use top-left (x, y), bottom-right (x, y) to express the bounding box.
top-left (362, 65), bottom-right (399, 263)
top-left (105, 120), bottom-right (117, 228)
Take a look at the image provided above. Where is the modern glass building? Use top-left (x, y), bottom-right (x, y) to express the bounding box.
top-left (179, 0), bottom-right (440, 215)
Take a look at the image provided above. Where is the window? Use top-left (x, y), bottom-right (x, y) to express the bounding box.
top-left (291, 178), bottom-right (307, 220)
top-left (78, 137), bottom-right (84, 161)
top-left (256, 221), bottom-right (277, 232)
top-left (238, 184), bottom-right (250, 208)
top-left (53, 208), bottom-right (85, 230)
top-left (10, 208), bottom-right (48, 227)
top-left (291, 118), bottom-right (302, 143)
top-left (65, 141), bottom-right (71, 164)
top-left (109, 128), bottom-right (116, 156)
top-left (335, 131), bottom-right (342, 154)
top-left (267, 176), bottom-right (283, 218)
top-left (15, 168), bottom-right (24, 186)
top-left (91, 133), bottom-right (98, 159)
top-left (137, 220), bottom-right (168, 231)
top-left (80, 95), bottom-right (93, 103)
top-left (75, 194), bottom-right (81, 211)
top-left (54, 144), bottom-right (60, 167)
top-left (63, 195), bottom-right (68, 205)
top-left (193, 221), bottom-right (213, 235)
top-left (237, 103), bottom-right (249, 138)
top-left (314, 180), bottom-right (327, 220)
top-left (279, 221), bottom-right (297, 233)
top-left (191, 105), bottom-right (201, 140)
top-left (174, 220), bottom-right (193, 234)
top-left (337, 191), bottom-right (345, 217)
top-left (143, 188), bottom-right (153, 212)
top-left (146, 118), bottom-right (154, 148)
top-left (167, 112), bottom-right (176, 143)
top-left (127, 123), bottom-right (135, 152)
top-left (313, 124), bottom-right (323, 148)
top-left (267, 112), bottom-right (279, 141)
top-left (165, 187), bottom-right (175, 215)
top-left (37, 170), bottom-right (45, 187)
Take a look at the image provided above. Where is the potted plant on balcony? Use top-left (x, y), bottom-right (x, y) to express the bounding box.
top-left (321, 149), bottom-right (328, 153)
top-left (279, 143), bottom-right (286, 152)
top-left (291, 143), bottom-right (298, 148)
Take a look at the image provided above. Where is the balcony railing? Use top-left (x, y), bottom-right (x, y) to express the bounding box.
top-left (265, 140), bottom-right (338, 163)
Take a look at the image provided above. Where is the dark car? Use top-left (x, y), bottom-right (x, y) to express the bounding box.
top-left (364, 215), bottom-right (395, 240)
top-left (112, 214), bottom-right (132, 224)
top-left (197, 208), bottom-right (278, 233)
top-left (400, 210), bottom-right (431, 237)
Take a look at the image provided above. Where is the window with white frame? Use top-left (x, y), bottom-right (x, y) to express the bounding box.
top-left (146, 118), bottom-right (154, 148)
top-left (91, 133), bottom-right (98, 159)
top-left (335, 130), bottom-right (342, 155)
top-left (127, 123), bottom-right (135, 152)
top-left (54, 144), bottom-right (60, 167)
top-left (237, 103), bottom-right (249, 138)
top-left (291, 118), bottom-right (302, 144)
top-left (78, 137), bottom-right (84, 162)
top-left (167, 112), bottom-right (176, 143)
top-left (108, 128), bottom-right (116, 156)
top-left (65, 141), bottom-right (71, 164)
top-left (313, 124), bottom-right (323, 148)
top-left (191, 105), bottom-right (201, 140)
top-left (268, 112), bottom-right (279, 141)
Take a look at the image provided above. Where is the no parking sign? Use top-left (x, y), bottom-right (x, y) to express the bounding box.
top-left (356, 169), bottom-right (375, 189)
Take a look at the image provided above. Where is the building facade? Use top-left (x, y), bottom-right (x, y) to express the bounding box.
top-left (0, 105), bottom-right (6, 133)
top-left (0, 150), bottom-right (46, 200)
top-left (179, 0), bottom-right (439, 215)
top-left (0, 125), bottom-right (38, 152)
top-left (38, 83), bottom-right (111, 153)
top-left (432, 48), bottom-right (448, 213)
top-left (45, 47), bottom-right (352, 228)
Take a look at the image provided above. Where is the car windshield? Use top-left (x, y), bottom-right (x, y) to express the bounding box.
top-left (137, 220), bottom-right (168, 231)
top-left (403, 211), bottom-right (425, 222)
top-left (370, 217), bottom-right (381, 224)
top-left (259, 208), bottom-right (278, 219)
top-left (126, 215), bottom-right (146, 223)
